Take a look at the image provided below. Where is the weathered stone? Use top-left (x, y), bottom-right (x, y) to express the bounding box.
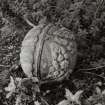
top-left (20, 24), bottom-right (77, 82)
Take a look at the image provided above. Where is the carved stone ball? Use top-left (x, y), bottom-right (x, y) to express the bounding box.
top-left (20, 24), bottom-right (77, 82)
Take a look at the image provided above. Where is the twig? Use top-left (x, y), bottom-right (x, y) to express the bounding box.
top-left (94, 0), bottom-right (105, 18)
top-left (23, 17), bottom-right (36, 28)
top-left (40, 96), bottom-right (49, 105)
top-left (78, 65), bottom-right (105, 72)
top-left (82, 0), bottom-right (87, 5)
top-left (80, 71), bottom-right (105, 81)
top-left (0, 64), bottom-right (10, 67)
top-left (68, 0), bottom-right (87, 24)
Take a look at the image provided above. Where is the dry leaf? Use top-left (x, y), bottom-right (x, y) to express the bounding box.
top-left (65, 88), bottom-right (83, 105)
top-left (65, 88), bottom-right (73, 101)
top-left (102, 89), bottom-right (105, 95)
top-left (15, 95), bottom-right (21, 105)
top-left (34, 101), bottom-right (41, 105)
top-left (57, 100), bottom-right (69, 105)
top-left (95, 87), bottom-right (101, 94)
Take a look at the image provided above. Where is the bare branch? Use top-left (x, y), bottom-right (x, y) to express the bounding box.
top-left (81, 71), bottom-right (105, 81)
top-left (0, 64), bottom-right (10, 67)
top-left (23, 17), bottom-right (36, 28)
top-left (77, 65), bottom-right (105, 72)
